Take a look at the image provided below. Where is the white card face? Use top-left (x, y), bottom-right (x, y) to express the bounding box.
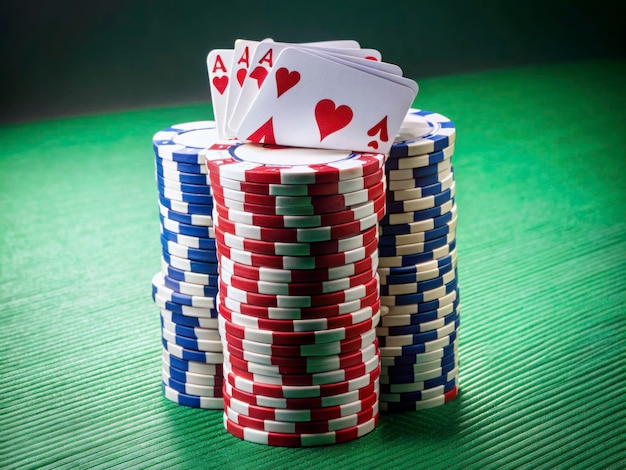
top-left (305, 50), bottom-right (404, 78)
top-left (223, 39), bottom-right (272, 137)
top-left (236, 47), bottom-right (417, 154)
top-left (228, 42), bottom-right (382, 134)
top-left (206, 49), bottom-right (234, 139)
top-left (299, 40), bottom-right (360, 48)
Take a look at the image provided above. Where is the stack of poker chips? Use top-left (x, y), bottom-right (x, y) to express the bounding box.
top-left (151, 121), bottom-right (224, 410)
top-left (376, 109), bottom-right (460, 411)
top-left (205, 143), bottom-right (385, 447)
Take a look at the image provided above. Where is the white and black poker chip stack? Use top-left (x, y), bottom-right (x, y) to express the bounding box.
top-left (151, 121), bottom-right (224, 410)
top-left (376, 109), bottom-right (460, 411)
top-left (204, 143), bottom-right (385, 446)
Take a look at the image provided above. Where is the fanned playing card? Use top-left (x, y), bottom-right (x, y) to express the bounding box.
top-left (207, 49), bottom-right (234, 139)
top-left (236, 47), bottom-right (417, 153)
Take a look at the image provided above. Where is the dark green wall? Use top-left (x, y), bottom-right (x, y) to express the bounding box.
top-left (1, 0), bottom-right (623, 123)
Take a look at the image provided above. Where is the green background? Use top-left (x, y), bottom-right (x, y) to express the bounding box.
top-left (1, 0), bottom-right (624, 123)
top-left (1, 59), bottom-right (625, 468)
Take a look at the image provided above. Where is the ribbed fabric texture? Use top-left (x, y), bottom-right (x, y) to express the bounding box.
top-left (1, 59), bottom-right (624, 469)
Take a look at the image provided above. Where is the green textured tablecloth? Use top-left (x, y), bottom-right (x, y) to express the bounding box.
top-left (1, 59), bottom-right (624, 469)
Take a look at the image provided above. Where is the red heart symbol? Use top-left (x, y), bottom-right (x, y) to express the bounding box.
top-left (248, 66), bottom-right (269, 89)
top-left (368, 140), bottom-right (379, 149)
top-left (314, 99), bottom-right (353, 142)
top-left (212, 76), bottom-right (228, 95)
top-left (275, 68), bottom-right (300, 97)
top-left (236, 68), bottom-right (246, 86)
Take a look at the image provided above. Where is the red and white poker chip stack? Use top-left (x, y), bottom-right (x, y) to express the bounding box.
top-left (204, 142), bottom-right (386, 447)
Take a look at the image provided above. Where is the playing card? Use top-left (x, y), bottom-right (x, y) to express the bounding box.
top-left (223, 38), bottom-right (273, 137)
top-left (207, 49), bottom-right (234, 139)
top-left (228, 42), bottom-right (382, 134)
top-left (236, 47), bottom-right (417, 154)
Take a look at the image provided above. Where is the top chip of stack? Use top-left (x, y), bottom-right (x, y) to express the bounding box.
top-left (205, 142), bottom-right (385, 446)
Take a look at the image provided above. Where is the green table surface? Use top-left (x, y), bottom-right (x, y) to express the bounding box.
top-left (1, 59), bottom-right (625, 469)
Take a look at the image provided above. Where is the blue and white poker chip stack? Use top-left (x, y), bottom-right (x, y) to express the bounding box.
top-left (151, 121), bottom-right (224, 409)
top-left (377, 109), bottom-right (460, 411)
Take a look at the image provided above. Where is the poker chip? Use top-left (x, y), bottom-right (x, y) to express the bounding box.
top-left (215, 236), bottom-right (379, 270)
top-left (224, 341), bottom-right (378, 375)
top-left (379, 341), bottom-right (459, 367)
top-left (158, 203), bottom-right (214, 227)
top-left (158, 194), bottom-right (214, 215)
top-left (211, 167), bottom-right (385, 196)
top-left (152, 122), bottom-right (226, 412)
top-left (164, 363), bottom-right (224, 387)
top-left (223, 413), bottom-right (378, 447)
top-left (160, 214), bottom-right (216, 238)
top-left (225, 366), bottom-right (380, 399)
top-left (161, 315), bottom-right (221, 341)
top-left (157, 165), bottom-right (212, 186)
top-left (220, 288), bottom-right (380, 321)
top-left (218, 252), bottom-right (378, 284)
top-left (161, 236), bottom-right (217, 263)
top-left (377, 249), bottom-right (456, 277)
top-left (218, 276), bottom-right (379, 308)
top-left (378, 318), bottom-right (459, 349)
top-left (385, 145), bottom-right (454, 171)
top-left (386, 166), bottom-right (452, 191)
top-left (386, 159), bottom-right (452, 182)
top-left (159, 184), bottom-right (215, 205)
top-left (163, 383), bottom-right (223, 409)
top-left (377, 310), bottom-right (459, 337)
top-left (384, 289), bottom-right (459, 316)
top-left (211, 180), bottom-right (385, 212)
top-left (379, 254), bottom-right (456, 286)
top-left (378, 299), bottom-right (459, 328)
top-left (163, 369), bottom-right (224, 397)
top-left (163, 349), bottom-right (223, 377)
top-left (157, 174), bottom-right (213, 195)
top-left (224, 379), bottom-right (378, 409)
top-left (162, 251), bottom-right (219, 275)
top-left (380, 350), bottom-right (456, 376)
top-left (379, 367), bottom-right (459, 394)
top-left (224, 389), bottom-right (378, 423)
top-left (213, 193), bottom-right (386, 229)
top-left (379, 267), bottom-right (457, 296)
top-left (390, 109), bottom-right (456, 157)
top-left (377, 240), bottom-right (456, 269)
top-left (162, 338), bottom-right (224, 364)
top-left (160, 308), bottom-right (219, 329)
top-left (203, 142), bottom-right (386, 184)
top-left (219, 298), bottom-right (379, 331)
top-left (379, 388), bottom-right (457, 412)
top-left (386, 171), bottom-right (454, 201)
top-left (213, 205), bottom-right (385, 243)
top-left (218, 267), bottom-right (378, 297)
top-left (384, 183), bottom-right (455, 215)
top-left (377, 232), bottom-right (456, 258)
top-left (215, 224), bottom-right (379, 256)
top-left (223, 353), bottom-right (380, 387)
top-left (162, 275), bottom-right (219, 297)
top-left (156, 156), bottom-right (208, 175)
top-left (378, 206), bottom-right (457, 237)
top-left (161, 226), bottom-right (217, 250)
top-left (219, 311), bottom-right (380, 346)
top-left (224, 404), bottom-right (378, 435)
top-left (379, 378), bottom-right (455, 402)
top-left (381, 198), bottom-right (455, 226)
top-left (222, 329), bottom-right (378, 358)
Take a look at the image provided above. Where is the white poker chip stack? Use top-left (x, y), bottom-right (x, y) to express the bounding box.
top-left (376, 109), bottom-right (460, 411)
top-left (205, 142), bottom-right (386, 446)
top-left (151, 122), bottom-right (224, 409)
